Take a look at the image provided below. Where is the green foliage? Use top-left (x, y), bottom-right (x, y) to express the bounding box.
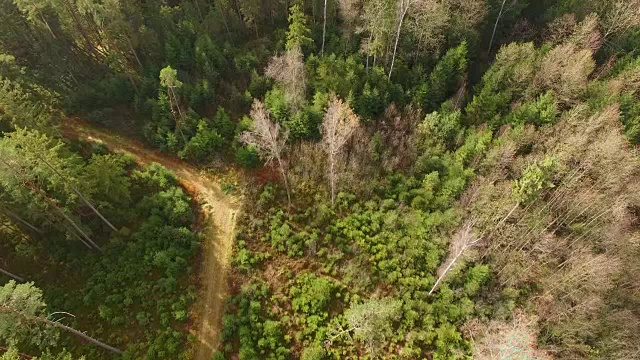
top-left (0, 347), bottom-right (80, 360)
top-left (503, 91), bottom-right (558, 128)
top-left (620, 92), bottom-right (640, 144)
top-left (420, 109), bottom-right (464, 150)
top-left (179, 119), bottom-right (223, 160)
top-left (286, 5), bottom-right (312, 51)
top-left (131, 163), bottom-right (178, 192)
top-left (159, 66), bottom-right (183, 89)
top-left (463, 265), bottom-right (490, 296)
top-left (82, 154), bottom-right (132, 212)
top-left (290, 273), bottom-right (337, 316)
top-left (0, 281), bottom-right (59, 350)
top-left (414, 42), bottom-right (468, 113)
top-left (220, 281), bottom-right (290, 360)
top-left (466, 42), bottom-right (540, 125)
top-left (513, 157), bottom-right (557, 205)
top-left (235, 146), bottom-right (259, 168)
top-left (213, 107), bottom-right (235, 141)
top-left (300, 343), bottom-right (327, 360)
top-left (81, 164), bottom-right (199, 358)
top-left (267, 210), bottom-right (318, 257)
top-left (343, 298), bottom-right (402, 356)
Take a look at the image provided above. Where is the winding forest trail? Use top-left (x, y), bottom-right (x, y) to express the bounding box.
top-left (64, 120), bottom-right (239, 360)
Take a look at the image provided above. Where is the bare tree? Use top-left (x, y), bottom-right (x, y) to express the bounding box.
top-left (429, 223), bottom-right (481, 295)
top-left (321, 97), bottom-right (360, 205)
top-left (361, 0), bottom-right (396, 68)
top-left (240, 100), bottom-right (291, 205)
top-left (326, 298), bottom-right (401, 357)
top-left (599, 0), bottom-right (640, 40)
top-left (406, 0), bottom-right (450, 56)
top-left (472, 311), bottom-right (552, 360)
top-left (535, 43), bottom-right (595, 104)
top-left (265, 45), bottom-right (306, 108)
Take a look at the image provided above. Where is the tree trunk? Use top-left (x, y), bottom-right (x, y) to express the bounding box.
top-left (329, 152), bottom-right (336, 205)
top-left (62, 0), bottom-right (100, 60)
top-left (44, 319), bottom-right (123, 354)
top-left (35, 154), bottom-right (118, 232)
top-left (168, 88), bottom-right (188, 144)
top-left (276, 156), bottom-right (291, 207)
top-left (428, 249), bottom-right (463, 295)
top-left (194, 0), bottom-right (204, 21)
top-left (0, 206), bottom-right (43, 234)
top-left (388, 1), bottom-right (410, 80)
top-left (0, 268), bottom-right (24, 282)
top-left (365, 34), bottom-right (372, 72)
top-left (40, 13), bottom-right (57, 39)
top-left (488, 0), bottom-right (508, 54)
top-left (125, 36), bottom-right (143, 71)
top-left (321, 0), bottom-right (328, 56)
top-left (0, 158), bottom-right (99, 251)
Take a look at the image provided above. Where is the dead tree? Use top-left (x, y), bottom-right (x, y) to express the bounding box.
top-left (321, 97), bottom-right (359, 205)
top-left (429, 223), bottom-right (481, 295)
top-left (265, 45), bottom-right (306, 108)
top-left (240, 100), bottom-right (291, 205)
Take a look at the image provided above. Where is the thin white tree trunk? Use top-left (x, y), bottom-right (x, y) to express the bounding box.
top-left (45, 319), bottom-right (123, 354)
top-left (488, 0), bottom-right (507, 54)
top-left (329, 152), bottom-right (336, 205)
top-left (36, 155), bottom-right (118, 232)
top-left (0, 158), bottom-right (100, 251)
top-left (429, 250), bottom-right (463, 295)
top-left (169, 87), bottom-right (188, 144)
top-left (388, 1), bottom-right (410, 80)
top-left (429, 232), bottom-right (480, 295)
top-left (322, 0), bottom-right (328, 56)
top-left (0, 206), bottom-right (43, 234)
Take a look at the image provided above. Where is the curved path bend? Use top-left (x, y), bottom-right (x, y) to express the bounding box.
top-left (65, 120), bottom-right (238, 360)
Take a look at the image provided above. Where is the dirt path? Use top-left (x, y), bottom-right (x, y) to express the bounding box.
top-left (65, 120), bottom-right (238, 360)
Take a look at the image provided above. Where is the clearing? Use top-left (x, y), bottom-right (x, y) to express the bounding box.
top-left (64, 119), bottom-right (239, 360)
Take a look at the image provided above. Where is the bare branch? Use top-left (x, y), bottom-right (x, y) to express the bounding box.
top-left (321, 97), bottom-right (360, 205)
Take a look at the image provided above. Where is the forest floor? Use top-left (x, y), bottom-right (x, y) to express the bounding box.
top-left (64, 119), bottom-right (239, 360)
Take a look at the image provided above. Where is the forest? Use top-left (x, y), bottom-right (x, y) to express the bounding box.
top-left (1, 0), bottom-right (640, 359)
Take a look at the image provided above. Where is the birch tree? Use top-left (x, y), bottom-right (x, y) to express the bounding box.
top-left (598, 0), bottom-right (640, 40)
top-left (389, 0), bottom-right (451, 79)
top-left (361, 0), bottom-right (395, 67)
top-left (388, 0), bottom-right (412, 80)
top-left (159, 66), bottom-right (187, 143)
top-left (327, 298), bottom-right (401, 356)
top-left (321, 97), bottom-right (359, 205)
top-left (429, 223), bottom-right (481, 295)
top-left (265, 46), bottom-right (306, 108)
top-left (240, 100), bottom-right (291, 205)
top-left (322, 0), bottom-right (328, 55)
